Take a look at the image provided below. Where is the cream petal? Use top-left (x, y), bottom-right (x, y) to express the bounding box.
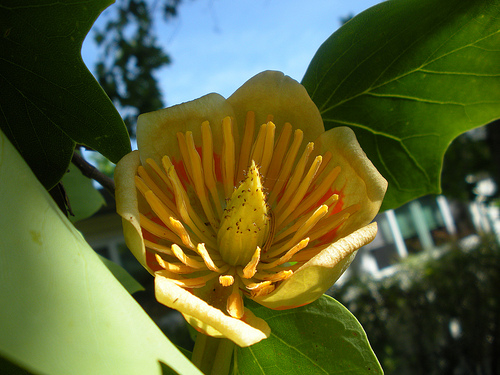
top-left (115, 151), bottom-right (153, 273)
top-left (115, 72), bottom-right (388, 346)
top-left (227, 71), bottom-right (325, 146)
top-left (252, 223), bottom-right (378, 310)
top-left (313, 127), bottom-right (387, 238)
top-left (137, 93), bottom-right (237, 167)
top-left (155, 276), bottom-right (270, 347)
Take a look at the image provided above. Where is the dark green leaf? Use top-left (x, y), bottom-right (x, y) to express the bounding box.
top-left (0, 0), bottom-right (131, 189)
top-left (235, 296), bottom-right (382, 374)
top-left (302, 0), bottom-right (500, 210)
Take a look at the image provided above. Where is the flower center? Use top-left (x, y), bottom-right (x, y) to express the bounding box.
top-left (135, 111), bottom-right (361, 320)
top-left (217, 161), bottom-right (270, 266)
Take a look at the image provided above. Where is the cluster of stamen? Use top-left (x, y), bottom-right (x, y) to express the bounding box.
top-left (135, 111), bottom-right (359, 319)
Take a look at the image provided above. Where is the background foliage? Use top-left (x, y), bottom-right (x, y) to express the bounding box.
top-left (334, 236), bottom-right (500, 375)
top-left (93, 0), bottom-right (182, 136)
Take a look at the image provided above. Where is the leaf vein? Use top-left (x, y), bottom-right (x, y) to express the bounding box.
top-left (268, 332), bottom-right (330, 374)
top-left (320, 13), bottom-right (500, 113)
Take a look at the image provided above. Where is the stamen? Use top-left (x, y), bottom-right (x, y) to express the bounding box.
top-left (144, 239), bottom-right (174, 256)
top-left (219, 274), bottom-right (234, 286)
top-left (259, 238), bottom-right (309, 269)
top-left (155, 254), bottom-right (197, 274)
top-left (236, 111), bottom-right (255, 183)
top-left (250, 123), bottom-right (267, 167)
top-left (171, 244), bottom-right (206, 269)
top-left (265, 122), bottom-right (292, 191)
top-left (139, 213), bottom-right (179, 243)
top-left (268, 129), bottom-right (303, 205)
top-left (246, 281), bottom-right (275, 298)
top-left (312, 151), bottom-right (333, 185)
top-left (146, 158), bottom-right (174, 192)
top-left (289, 243), bottom-right (330, 263)
top-left (242, 246), bottom-right (261, 278)
top-left (163, 156), bottom-right (217, 247)
top-left (196, 243), bottom-right (221, 272)
top-left (265, 205), bottom-right (328, 259)
top-left (259, 122), bottom-right (276, 177)
top-left (274, 142), bottom-right (314, 214)
top-left (176, 132), bottom-right (194, 183)
top-left (201, 121), bottom-right (223, 218)
top-left (324, 194), bottom-right (340, 208)
top-left (221, 116), bottom-right (236, 198)
top-left (163, 271), bottom-right (220, 289)
top-left (185, 131), bottom-right (218, 231)
top-left (261, 211), bottom-right (276, 253)
top-left (136, 176), bottom-right (182, 236)
top-left (168, 217), bottom-right (196, 249)
top-left (137, 166), bottom-right (177, 215)
top-left (307, 205), bottom-right (360, 243)
top-left (276, 155), bottom-right (322, 227)
top-left (274, 205), bottom-right (328, 243)
top-left (281, 166), bottom-right (341, 228)
top-left (254, 270), bottom-right (293, 283)
top-left (262, 262), bottom-right (303, 274)
top-left (227, 279), bottom-right (244, 318)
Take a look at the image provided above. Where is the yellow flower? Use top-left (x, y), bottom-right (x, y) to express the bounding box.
top-left (115, 71), bottom-right (387, 347)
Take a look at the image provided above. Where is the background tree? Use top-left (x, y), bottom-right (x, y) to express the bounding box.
top-left (93, 0), bottom-right (182, 137)
top-left (334, 235), bottom-right (500, 375)
top-left (441, 120), bottom-right (500, 203)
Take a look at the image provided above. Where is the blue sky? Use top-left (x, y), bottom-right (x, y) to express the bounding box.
top-left (82, 0), bottom-right (382, 108)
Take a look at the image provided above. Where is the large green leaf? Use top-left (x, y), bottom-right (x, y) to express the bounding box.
top-left (235, 296), bottom-right (382, 374)
top-left (302, 0), bottom-right (500, 210)
top-left (0, 0), bottom-right (131, 189)
top-left (98, 255), bottom-right (145, 295)
top-left (0, 129), bottom-right (200, 375)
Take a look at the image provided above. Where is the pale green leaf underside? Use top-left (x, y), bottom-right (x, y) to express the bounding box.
top-left (302, 0), bottom-right (500, 210)
top-left (98, 255), bottom-right (145, 295)
top-left (0, 129), bottom-right (200, 375)
top-left (235, 296), bottom-right (382, 374)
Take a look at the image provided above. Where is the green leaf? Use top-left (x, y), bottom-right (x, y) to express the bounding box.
top-left (61, 161), bottom-right (106, 223)
top-left (0, 129), bottom-right (200, 375)
top-left (0, 0), bottom-right (131, 189)
top-left (235, 296), bottom-right (382, 375)
top-left (0, 356), bottom-right (35, 375)
top-left (98, 255), bottom-right (145, 295)
top-left (302, 0), bottom-right (500, 210)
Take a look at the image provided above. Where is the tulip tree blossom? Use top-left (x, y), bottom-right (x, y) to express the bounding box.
top-left (115, 71), bottom-right (387, 347)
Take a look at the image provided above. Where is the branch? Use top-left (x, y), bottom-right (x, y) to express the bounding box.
top-left (71, 152), bottom-right (115, 196)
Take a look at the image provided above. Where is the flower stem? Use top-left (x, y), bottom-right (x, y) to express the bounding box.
top-left (211, 338), bottom-right (235, 375)
top-left (192, 333), bottom-right (209, 370)
top-left (192, 333), bottom-right (234, 375)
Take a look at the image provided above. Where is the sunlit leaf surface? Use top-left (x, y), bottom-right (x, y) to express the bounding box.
top-left (0, 0), bottom-right (131, 189)
top-left (302, 0), bottom-right (500, 210)
top-left (0, 130), bottom-right (200, 375)
top-left (98, 255), bottom-right (145, 295)
top-left (235, 296), bottom-right (382, 374)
